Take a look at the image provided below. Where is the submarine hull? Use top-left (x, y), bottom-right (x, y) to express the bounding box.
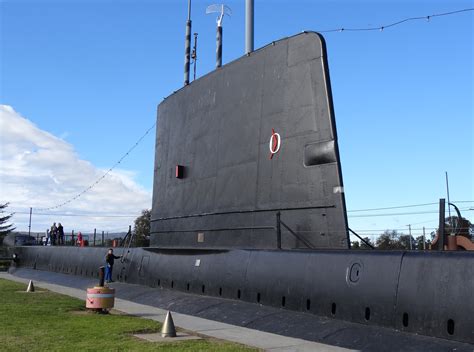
top-left (11, 245), bottom-right (474, 344)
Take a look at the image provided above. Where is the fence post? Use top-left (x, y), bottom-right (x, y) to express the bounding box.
top-left (276, 212), bottom-right (282, 249)
top-left (102, 231), bottom-right (105, 246)
top-left (93, 228), bottom-right (96, 246)
top-left (71, 230), bottom-right (75, 246)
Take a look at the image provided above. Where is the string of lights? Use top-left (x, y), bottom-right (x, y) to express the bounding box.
top-left (35, 122), bottom-right (156, 212)
top-left (317, 8), bottom-right (473, 33)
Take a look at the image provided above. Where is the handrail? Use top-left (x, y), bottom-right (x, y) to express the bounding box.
top-left (120, 225), bottom-right (134, 263)
top-left (348, 228), bottom-right (375, 249)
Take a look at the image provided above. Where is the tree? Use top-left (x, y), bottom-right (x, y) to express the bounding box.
top-left (398, 235), bottom-right (414, 250)
top-left (376, 230), bottom-right (403, 250)
top-left (0, 203), bottom-right (15, 244)
top-left (133, 209), bottom-right (151, 247)
top-left (350, 241), bottom-right (361, 249)
top-left (360, 237), bottom-right (374, 250)
top-left (415, 235), bottom-right (430, 250)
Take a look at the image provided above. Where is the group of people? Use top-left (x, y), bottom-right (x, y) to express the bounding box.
top-left (44, 223), bottom-right (87, 246)
top-left (45, 222), bottom-right (64, 245)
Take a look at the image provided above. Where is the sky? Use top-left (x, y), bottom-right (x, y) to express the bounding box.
top-left (0, 0), bottom-right (473, 240)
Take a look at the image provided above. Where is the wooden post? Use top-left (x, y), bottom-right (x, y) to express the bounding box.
top-left (102, 231), bottom-right (105, 246)
top-left (71, 230), bottom-right (75, 246)
top-left (93, 228), bottom-right (96, 246)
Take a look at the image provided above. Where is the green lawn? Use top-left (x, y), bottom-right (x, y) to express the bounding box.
top-left (0, 279), bottom-right (257, 351)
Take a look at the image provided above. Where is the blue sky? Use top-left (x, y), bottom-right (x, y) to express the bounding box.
top-left (1, 0), bottom-right (473, 237)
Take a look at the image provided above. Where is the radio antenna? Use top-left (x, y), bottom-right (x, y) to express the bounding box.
top-left (191, 32), bottom-right (198, 81)
top-left (206, 4), bottom-right (232, 68)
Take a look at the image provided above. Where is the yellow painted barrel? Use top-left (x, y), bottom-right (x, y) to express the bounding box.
top-left (86, 286), bottom-right (115, 309)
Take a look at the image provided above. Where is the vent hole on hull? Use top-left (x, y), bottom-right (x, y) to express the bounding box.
top-left (281, 296), bottom-right (286, 307)
top-left (403, 313), bottom-right (409, 327)
top-left (365, 307), bottom-right (371, 321)
top-left (447, 319), bottom-right (455, 335)
top-left (237, 289), bottom-right (241, 299)
top-left (257, 293), bottom-right (261, 303)
top-left (171, 281), bottom-right (174, 288)
top-left (186, 283), bottom-right (190, 291)
top-left (202, 285), bottom-right (205, 293)
top-left (306, 299), bottom-right (311, 311)
top-left (219, 287), bottom-right (222, 296)
top-left (331, 302), bottom-right (337, 315)
top-left (157, 279), bottom-right (161, 286)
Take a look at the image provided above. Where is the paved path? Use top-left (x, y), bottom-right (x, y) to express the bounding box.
top-left (0, 272), bottom-right (353, 352)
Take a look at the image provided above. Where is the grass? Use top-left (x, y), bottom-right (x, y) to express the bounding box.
top-left (0, 279), bottom-right (257, 351)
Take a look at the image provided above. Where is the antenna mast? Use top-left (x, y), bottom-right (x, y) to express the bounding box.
top-left (192, 32), bottom-right (198, 81)
top-left (184, 0), bottom-right (192, 85)
top-left (245, 0), bottom-right (254, 53)
top-left (207, 4), bottom-right (232, 68)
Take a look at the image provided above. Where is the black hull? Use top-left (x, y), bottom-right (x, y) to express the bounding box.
top-left (12, 246), bottom-right (474, 344)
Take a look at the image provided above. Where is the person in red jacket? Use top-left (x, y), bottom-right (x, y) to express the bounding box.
top-left (77, 232), bottom-right (83, 246)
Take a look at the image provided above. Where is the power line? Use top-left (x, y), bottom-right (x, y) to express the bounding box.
top-left (317, 8), bottom-right (473, 33)
top-left (347, 202), bottom-right (438, 213)
top-left (35, 122), bottom-right (156, 212)
top-left (348, 208), bottom-right (473, 218)
top-left (14, 205), bottom-right (474, 219)
top-left (352, 228), bottom-right (437, 233)
top-left (347, 201), bottom-right (473, 213)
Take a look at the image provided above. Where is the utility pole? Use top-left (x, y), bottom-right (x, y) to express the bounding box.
top-left (407, 224), bottom-right (412, 250)
top-left (28, 207), bottom-right (32, 236)
top-left (422, 226), bottom-right (426, 250)
top-left (445, 171), bottom-right (454, 236)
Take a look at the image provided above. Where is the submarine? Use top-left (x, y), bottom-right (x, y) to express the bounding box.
top-left (7, 2), bottom-right (474, 349)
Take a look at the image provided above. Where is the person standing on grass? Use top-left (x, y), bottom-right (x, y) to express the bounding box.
top-left (57, 223), bottom-right (64, 245)
top-left (105, 248), bottom-right (122, 283)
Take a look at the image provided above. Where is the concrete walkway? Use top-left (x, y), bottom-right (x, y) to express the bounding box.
top-left (0, 272), bottom-right (354, 352)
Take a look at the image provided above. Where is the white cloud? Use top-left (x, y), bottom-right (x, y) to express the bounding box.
top-left (0, 105), bottom-right (152, 234)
